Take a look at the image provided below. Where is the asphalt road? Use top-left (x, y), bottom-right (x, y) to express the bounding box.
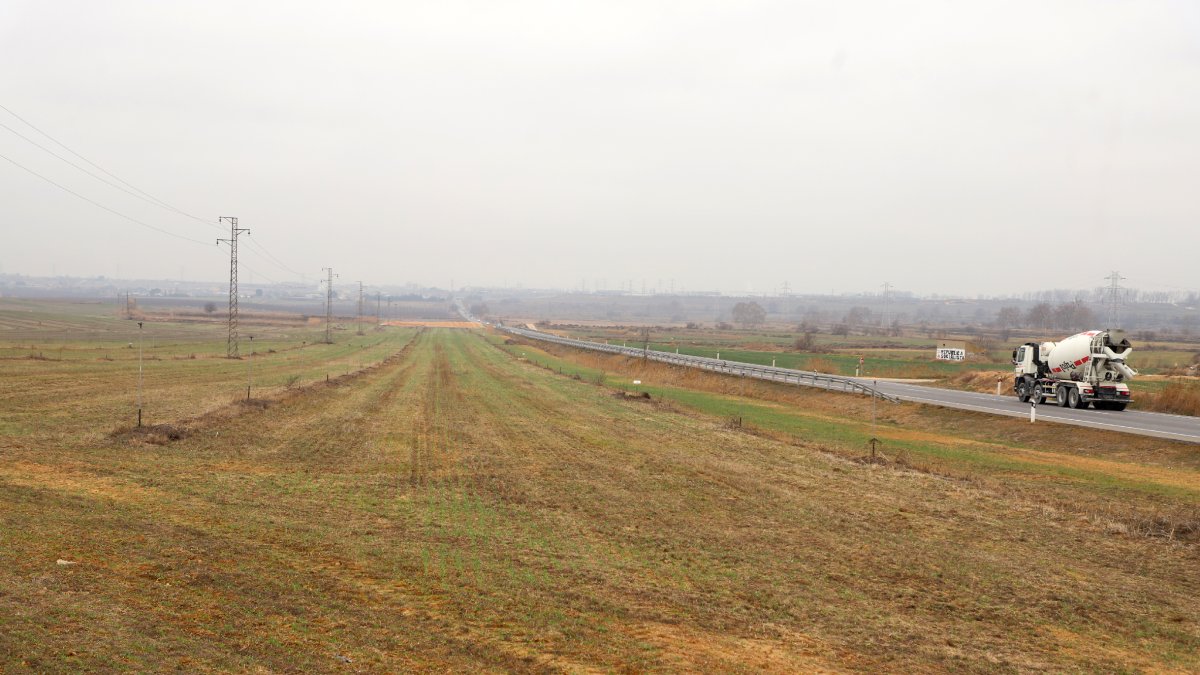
top-left (484, 320), bottom-right (1200, 445)
top-left (865, 379), bottom-right (1200, 444)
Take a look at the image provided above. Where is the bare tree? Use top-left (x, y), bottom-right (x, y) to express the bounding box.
top-left (1053, 301), bottom-right (1096, 332)
top-left (844, 306), bottom-right (871, 330)
top-left (994, 306), bottom-right (1023, 328)
top-left (731, 301), bottom-right (766, 328)
top-left (1025, 303), bottom-right (1054, 331)
top-left (994, 306), bottom-right (1023, 340)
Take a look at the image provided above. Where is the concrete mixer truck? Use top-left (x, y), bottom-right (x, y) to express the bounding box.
top-left (1012, 329), bottom-right (1137, 410)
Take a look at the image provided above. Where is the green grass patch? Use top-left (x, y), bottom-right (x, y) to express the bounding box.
top-left (494, 337), bottom-right (1200, 503)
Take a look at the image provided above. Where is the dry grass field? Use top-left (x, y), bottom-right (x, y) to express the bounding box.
top-left (2, 303), bottom-right (1199, 671)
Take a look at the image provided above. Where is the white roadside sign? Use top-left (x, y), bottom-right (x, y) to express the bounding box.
top-left (936, 348), bottom-right (966, 361)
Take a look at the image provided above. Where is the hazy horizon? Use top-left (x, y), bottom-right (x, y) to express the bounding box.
top-left (3, 1), bottom-right (1198, 296)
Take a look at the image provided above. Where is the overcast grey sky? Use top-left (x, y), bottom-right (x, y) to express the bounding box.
top-left (2, 1), bottom-right (1197, 296)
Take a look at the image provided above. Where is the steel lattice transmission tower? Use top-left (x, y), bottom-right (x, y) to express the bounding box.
top-left (217, 216), bottom-right (249, 358)
top-left (321, 267), bottom-right (338, 343)
top-left (1104, 270), bottom-right (1126, 328)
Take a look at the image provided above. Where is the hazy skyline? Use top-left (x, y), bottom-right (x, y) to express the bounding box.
top-left (3, 1), bottom-right (1198, 296)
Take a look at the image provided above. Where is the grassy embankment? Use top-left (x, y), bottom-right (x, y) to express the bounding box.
top-left (3, 321), bottom-right (1199, 671)
top-left (496, 334), bottom-right (1200, 527)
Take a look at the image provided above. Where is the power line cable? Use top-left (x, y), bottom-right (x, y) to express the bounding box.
top-left (244, 234), bottom-right (304, 278)
top-left (0, 119), bottom-right (226, 233)
top-left (241, 262), bottom-right (278, 285)
top-left (0, 149), bottom-right (212, 246)
top-left (0, 102), bottom-right (221, 230)
top-left (3, 102), bottom-right (307, 283)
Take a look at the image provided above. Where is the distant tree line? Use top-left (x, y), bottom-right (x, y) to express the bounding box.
top-left (991, 301), bottom-right (1096, 337)
top-left (1019, 288), bottom-right (1200, 306)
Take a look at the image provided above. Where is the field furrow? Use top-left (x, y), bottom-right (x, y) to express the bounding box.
top-left (2, 326), bottom-right (1198, 672)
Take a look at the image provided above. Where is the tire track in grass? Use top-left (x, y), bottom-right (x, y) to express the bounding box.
top-left (436, 332), bottom-right (841, 671)
top-left (315, 330), bottom-right (616, 672)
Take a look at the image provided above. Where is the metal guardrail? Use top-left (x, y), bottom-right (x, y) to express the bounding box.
top-left (480, 319), bottom-right (899, 403)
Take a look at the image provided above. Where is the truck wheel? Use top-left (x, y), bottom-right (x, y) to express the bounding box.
top-left (1056, 385), bottom-right (1070, 407)
top-left (1016, 380), bottom-right (1030, 403)
top-left (1067, 387), bottom-right (1086, 409)
top-left (1031, 383), bottom-right (1045, 405)
top-left (1093, 402), bottom-right (1112, 410)
top-left (1109, 402), bottom-right (1127, 411)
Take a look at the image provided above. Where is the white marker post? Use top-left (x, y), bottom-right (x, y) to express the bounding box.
top-left (136, 321), bottom-right (144, 427)
top-left (246, 335), bottom-right (254, 401)
top-left (996, 376), bottom-right (1002, 396)
top-left (1030, 396), bottom-right (1037, 423)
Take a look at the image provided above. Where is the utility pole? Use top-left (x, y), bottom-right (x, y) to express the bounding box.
top-left (321, 267), bottom-right (337, 343)
top-left (1104, 271), bottom-right (1126, 328)
top-left (376, 292), bottom-right (381, 328)
top-left (217, 216), bottom-right (249, 358)
top-left (356, 281), bottom-right (365, 335)
top-left (642, 327), bottom-right (650, 363)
